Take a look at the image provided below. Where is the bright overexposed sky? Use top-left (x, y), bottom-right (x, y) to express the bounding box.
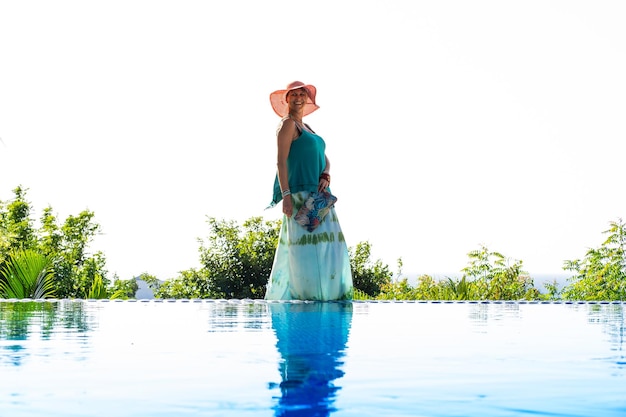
top-left (1, 1), bottom-right (625, 283)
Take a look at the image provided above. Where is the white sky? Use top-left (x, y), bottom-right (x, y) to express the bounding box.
top-left (1, 0), bottom-right (625, 282)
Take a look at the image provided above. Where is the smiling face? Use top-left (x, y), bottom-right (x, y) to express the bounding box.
top-left (286, 88), bottom-right (309, 113)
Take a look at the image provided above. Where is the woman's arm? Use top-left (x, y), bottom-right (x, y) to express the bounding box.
top-left (277, 119), bottom-right (297, 217)
top-left (318, 155), bottom-right (331, 192)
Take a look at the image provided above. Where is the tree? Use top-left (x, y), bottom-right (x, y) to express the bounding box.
top-left (198, 216), bottom-right (281, 299)
top-left (1, 186), bottom-right (109, 298)
top-left (562, 219), bottom-right (626, 301)
top-left (151, 217), bottom-right (281, 299)
top-left (349, 241), bottom-right (392, 297)
top-left (148, 269), bottom-right (212, 299)
top-left (40, 208), bottom-right (108, 298)
top-left (149, 216), bottom-right (392, 299)
top-left (376, 246), bottom-right (540, 301)
top-left (461, 245), bottom-right (538, 300)
top-left (0, 186), bottom-right (37, 264)
top-left (110, 278), bottom-right (140, 299)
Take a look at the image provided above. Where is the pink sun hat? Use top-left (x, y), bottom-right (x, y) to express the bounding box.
top-left (269, 81), bottom-right (319, 117)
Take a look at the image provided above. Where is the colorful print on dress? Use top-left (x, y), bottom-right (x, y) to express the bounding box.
top-left (294, 191), bottom-right (338, 232)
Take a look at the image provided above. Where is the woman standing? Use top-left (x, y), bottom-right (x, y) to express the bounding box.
top-left (265, 81), bottom-right (353, 301)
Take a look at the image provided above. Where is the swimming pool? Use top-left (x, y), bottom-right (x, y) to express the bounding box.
top-left (1, 300), bottom-right (625, 416)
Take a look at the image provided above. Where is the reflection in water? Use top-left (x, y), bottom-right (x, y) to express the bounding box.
top-left (205, 303), bottom-right (270, 331)
top-left (0, 300), bottom-right (94, 367)
top-left (269, 301), bottom-right (353, 417)
top-left (468, 302), bottom-right (522, 333)
top-left (587, 303), bottom-right (625, 373)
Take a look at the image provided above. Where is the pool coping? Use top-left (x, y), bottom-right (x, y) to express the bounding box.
top-left (0, 299), bottom-right (624, 305)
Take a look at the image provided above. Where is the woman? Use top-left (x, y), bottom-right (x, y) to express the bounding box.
top-left (265, 81), bottom-right (353, 301)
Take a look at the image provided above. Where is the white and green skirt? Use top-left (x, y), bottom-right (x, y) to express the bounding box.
top-left (265, 191), bottom-right (353, 301)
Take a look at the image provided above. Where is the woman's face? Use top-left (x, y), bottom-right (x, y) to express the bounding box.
top-left (286, 88), bottom-right (308, 111)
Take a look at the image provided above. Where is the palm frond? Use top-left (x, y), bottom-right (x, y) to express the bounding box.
top-left (86, 274), bottom-right (109, 299)
top-left (0, 249), bottom-right (55, 299)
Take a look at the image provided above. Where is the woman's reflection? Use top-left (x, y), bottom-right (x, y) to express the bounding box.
top-left (269, 301), bottom-right (353, 416)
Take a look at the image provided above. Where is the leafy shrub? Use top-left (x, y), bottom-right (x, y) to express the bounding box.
top-left (377, 246), bottom-right (540, 301)
top-left (1, 186), bottom-right (109, 298)
top-left (349, 241), bottom-right (392, 297)
top-left (562, 219), bottom-right (626, 301)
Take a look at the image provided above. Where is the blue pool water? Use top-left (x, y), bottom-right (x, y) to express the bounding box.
top-left (1, 300), bottom-right (625, 416)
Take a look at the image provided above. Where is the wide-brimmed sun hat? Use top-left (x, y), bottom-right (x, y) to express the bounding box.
top-left (269, 81), bottom-right (319, 117)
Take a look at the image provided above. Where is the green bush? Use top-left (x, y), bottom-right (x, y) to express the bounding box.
top-left (562, 219), bottom-right (626, 301)
top-left (349, 241), bottom-right (392, 297)
top-left (1, 186), bottom-right (109, 298)
top-left (377, 246), bottom-right (540, 301)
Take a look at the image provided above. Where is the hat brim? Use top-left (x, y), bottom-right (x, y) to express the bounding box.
top-left (270, 84), bottom-right (319, 117)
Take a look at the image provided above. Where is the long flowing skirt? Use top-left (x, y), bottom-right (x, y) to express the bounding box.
top-left (265, 191), bottom-right (353, 301)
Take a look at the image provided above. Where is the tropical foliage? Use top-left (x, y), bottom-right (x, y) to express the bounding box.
top-left (147, 217), bottom-right (279, 299)
top-left (0, 186), bottom-right (136, 299)
top-left (3, 185), bottom-right (625, 301)
top-left (349, 241), bottom-right (393, 297)
top-left (0, 249), bottom-right (55, 299)
top-left (145, 217), bottom-right (391, 299)
top-left (199, 216), bottom-right (280, 298)
top-left (371, 221), bottom-right (626, 301)
top-left (460, 245), bottom-right (539, 300)
top-left (562, 219), bottom-right (626, 301)
top-left (374, 246), bottom-right (540, 301)
top-left (110, 277), bottom-right (140, 299)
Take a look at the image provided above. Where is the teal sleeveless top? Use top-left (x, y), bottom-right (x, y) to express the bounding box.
top-left (270, 127), bottom-right (327, 207)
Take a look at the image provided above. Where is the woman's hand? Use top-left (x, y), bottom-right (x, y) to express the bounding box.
top-left (282, 195), bottom-right (293, 217)
top-left (318, 177), bottom-right (330, 192)
top-left (318, 172), bottom-right (330, 192)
